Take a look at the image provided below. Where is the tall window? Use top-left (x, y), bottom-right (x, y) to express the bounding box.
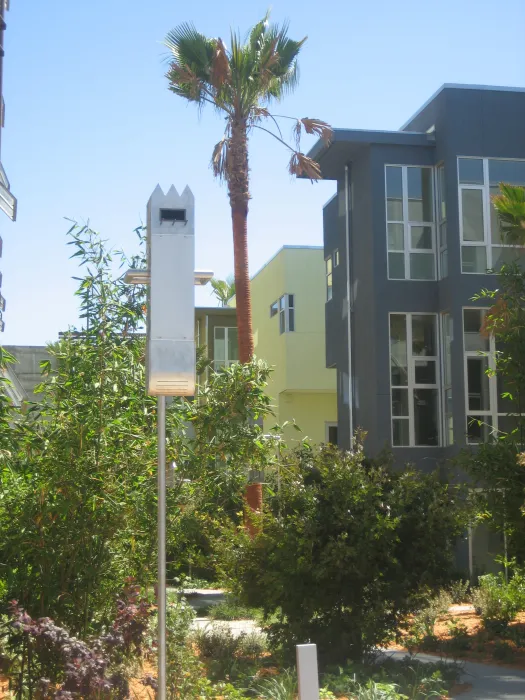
top-left (463, 308), bottom-right (517, 443)
top-left (214, 326), bottom-right (238, 369)
top-left (325, 257), bottom-right (333, 301)
top-left (459, 157), bottom-right (525, 273)
top-left (441, 313), bottom-right (453, 445)
top-left (325, 249), bottom-right (338, 302)
top-left (386, 165), bottom-right (436, 280)
top-left (390, 313), bottom-right (440, 446)
top-left (437, 164), bottom-right (447, 278)
top-left (279, 294), bottom-right (295, 334)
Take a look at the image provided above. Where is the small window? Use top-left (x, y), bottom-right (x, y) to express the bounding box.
top-left (326, 423), bottom-right (338, 445)
top-left (160, 208), bottom-right (186, 222)
top-left (325, 257), bottom-right (333, 301)
top-left (333, 249), bottom-right (339, 267)
top-left (279, 294), bottom-right (295, 334)
top-left (270, 301), bottom-right (278, 317)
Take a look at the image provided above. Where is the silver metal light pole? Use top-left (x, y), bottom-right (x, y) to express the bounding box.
top-left (124, 183), bottom-right (213, 700)
top-left (157, 394), bottom-right (167, 698)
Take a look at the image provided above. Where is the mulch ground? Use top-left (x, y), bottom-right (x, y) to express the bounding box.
top-left (390, 603), bottom-right (525, 670)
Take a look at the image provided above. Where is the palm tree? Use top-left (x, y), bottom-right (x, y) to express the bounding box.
top-left (492, 183), bottom-right (525, 244)
top-left (210, 275), bottom-right (236, 307)
top-left (164, 12), bottom-right (331, 362)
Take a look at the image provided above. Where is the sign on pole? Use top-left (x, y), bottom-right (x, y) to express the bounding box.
top-left (146, 184), bottom-right (196, 397)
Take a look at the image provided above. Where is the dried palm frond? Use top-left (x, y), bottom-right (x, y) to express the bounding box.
top-left (288, 152), bottom-right (322, 181)
top-left (300, 117), bottom-right (333, 144)
top-left (211, 38), bottom-right (230, 89)
top-left (211, 136), bottom-right (231, 180)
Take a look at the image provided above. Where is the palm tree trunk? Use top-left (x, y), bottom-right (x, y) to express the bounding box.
top-left (229, 118), bottom-right (254, 363)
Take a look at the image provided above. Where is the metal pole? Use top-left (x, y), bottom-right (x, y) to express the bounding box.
top-left (157, 395), bottom-right (167, 700)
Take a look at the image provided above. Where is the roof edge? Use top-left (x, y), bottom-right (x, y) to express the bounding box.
top-left (399, 83), bottom-right (525, 131)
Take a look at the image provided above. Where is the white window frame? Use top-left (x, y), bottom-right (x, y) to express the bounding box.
top-left (279, 294), bottom-right (295, 334)
top-left (213, 326), bottom-right (238, 370)
top-left (436, 163), bottom-right (448, 279)
top-left (385, 165), bottom-right (437, 281)
top-left (325, 256), bottom-right (333, 301)
top-left (389, 312), bottom-right (441, 447)
top-left (458, 156), bottom-right (525, 273)
top-left (462, 306), bottom-right (516, 443)
top-left (440, 312), bottom-right (453, 445)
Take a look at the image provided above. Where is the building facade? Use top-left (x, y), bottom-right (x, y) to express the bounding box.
top-left (0, 0), bottom-right (18, 333)
top-left (310, 84), bottom-right (525, 472)
top-left (197, 247), bottom-right (337, 445)
top-left (250, 246), bottom-right (337, 444)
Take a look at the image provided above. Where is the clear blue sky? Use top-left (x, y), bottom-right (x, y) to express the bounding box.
top-left (1, 0), bottom-right (524, 345)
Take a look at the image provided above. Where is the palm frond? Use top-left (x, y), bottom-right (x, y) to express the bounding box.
top-left (492, 183), bottom-right (525, 244)
top-left (165, 62), bottom-right (204, 102)
top-left (164, 23), bottom-right (214, 76)
top-left (299, 118), bottom-right (333, 144)
top-left (211, 136), bottom-right (231, 181)
top-left (288, 152), bottom-right (322, 181)
top-left (210, 38), bottom-right (231, 90)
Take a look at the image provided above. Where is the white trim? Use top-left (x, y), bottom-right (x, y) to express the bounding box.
top-left (389, 312), bottom-right (442, 447)
top-left (385, 165), bottom-right (437, 281)
top-left (458, 156), bottom-right (525, 273)
top-left (440, 312), bottom-right (453, 445)
top-left (279, 294), bottom-right (295, 334)
top-left (461, 306), bottom-right (520, 443)
top-left (213, 326), bottom-right (238, 370)
top-left (345, 165), bottom-right (354, 444)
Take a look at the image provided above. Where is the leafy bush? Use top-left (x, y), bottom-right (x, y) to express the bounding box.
top-left (6, 583), bottom-right (152, 698)
top-left (220, 443), bottom-right (467, 663)
top-left (444, 619), bottom-right (471, 654)
top-left (448, 579), bottom-right (470, 604)
top-left (322, 656), bottom-right (461, 699)
top-left (209, 595), bottom-right (258, 621)
top-left (192, 623), bottom-right (267, 682)
top-left (413, 590), bottom-right (452, 639)
top-left (471, 570), bottom-right (525, 634)
top-left (0, 224), bottom-right (278, 637)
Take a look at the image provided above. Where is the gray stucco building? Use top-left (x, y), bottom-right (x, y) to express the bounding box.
top-left (312, 84), bottom-right (525, 475)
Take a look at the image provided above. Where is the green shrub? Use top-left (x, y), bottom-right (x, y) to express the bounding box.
top-left (492, 640), bottom-right (515, 662)
top-left (220, 443), bottom-right (467, 664)
top-left (448, 579), bottom-right (470, 604)
top-left (322, 656), bottom-right (460, 699)
top-left (238, 630), bottom-right (268, 658)
top-left (445, 619), bottom-right (471, 654)
top-left (208, 594), bottom-right (258, 621)
top-left (471, 570), bottom-right (525, 634)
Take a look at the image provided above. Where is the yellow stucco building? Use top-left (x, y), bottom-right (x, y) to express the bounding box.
top-left (250, 246), bottom-right (337, 445)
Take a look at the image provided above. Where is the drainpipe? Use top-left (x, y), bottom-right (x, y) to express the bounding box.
top-left (344, 165), bottom-right (354, 446)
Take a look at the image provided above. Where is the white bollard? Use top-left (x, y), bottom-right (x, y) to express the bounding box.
top-left (296, 643), bottom-right (320, 700)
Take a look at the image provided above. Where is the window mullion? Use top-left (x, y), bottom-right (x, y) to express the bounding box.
top-left (402, 167), bottom-right (410, 279)
top-left (489, 334), bottom-right (498, 431)
top-left (482, 158), bottom-right (492, 267)
top-left (407, 314), bottom-right (415, 445)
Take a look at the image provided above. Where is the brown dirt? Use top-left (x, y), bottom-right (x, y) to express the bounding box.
top-left (0, 675), bottom-right (11, 699)
top-left (390, 604), bottom-right (525, 670)
top-left (129, 660), bottom-right (156, 700)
